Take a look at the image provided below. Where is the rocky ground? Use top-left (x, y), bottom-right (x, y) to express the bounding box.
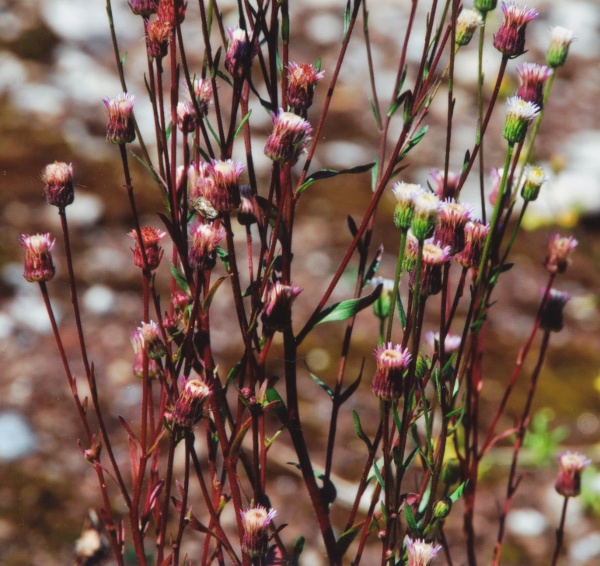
top-left (1, 0), bottom-right (600, 564)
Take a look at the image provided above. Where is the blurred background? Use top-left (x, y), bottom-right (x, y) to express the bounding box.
top-left (1, 0), bottom-right (600, 564)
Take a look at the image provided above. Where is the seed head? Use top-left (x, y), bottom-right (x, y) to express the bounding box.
top-left (103, 93), bottom-right (136, 145)
top-left (42, 161), bottom-right (74, 208)
top-left (286, 62), bottom-right (325, 110)
top-left (371, 343), bottom-right (411, 401)
top-left (555, 451), bottom-right (591, 497)
top-left (516, 62), bottom-right (552, 109)
top-left (502, 96), bottom-right (539, 144)
top-left (241, 505), bottom-right (277, 558)
top-left (170, 378), bottom-right (211, 428)
top-left (20, 233), bottom-right (56, 282)
top-left (545, 234), bottom-right (577, 274)
top-left (188, 222), bottom-right (225, 271)
top-left (539, 288), bottom-right (570, 332)
top-left (129, 226), bottom-right (167, 270)
top-left (547, 26), bottom-right (575, 68)
top-left (392, 182), bottom-right (424, 230)
top-left (264, 110), bottom-right (312, 165)
top-left (405, 537), bottom-right (442, 566)
top-left (493, 2), bottom-right (539, 58)
top-left (455, 9), bottom-right (483, 47)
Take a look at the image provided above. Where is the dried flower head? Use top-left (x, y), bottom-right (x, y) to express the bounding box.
top-left (539, 288), bottom-right (570, 332)
top-left (545, 234), bottom-right (577, 274)
top-left (547, 26), bottom-right (575, 68)
top-left (156, 0), bottom-right (186, 25)
top-left (145, 19), bottom-right (171, 59)
top-left (371, 343), bottom-right (411, 401)
top-left (188, 222), bottom-right (225, 270)
top-left (517, 165), bottom-right (544, 202)
top-left (502, 96), bottom-right (539, 144)
top-left (192, 77), bottom-right (213, 117)
top-left (435, 200), bottom-right (473, 254)
top-left (103, 93), bottom-right (136, 145)
top-left (392, 182), bottom-right (424, 230)
top-left (170, 378), bottom-right (211, 428)
top-left (516, 62), bottom-right (552, 109)
top-left (493, 2), bottom-right (539, 58)
top-left (555, 451), bottom-right (591, 497)
top-left (128, 0), bottom-right (157, 17)
top-left (455, 8), bottom-right (483, 47)
top-left (286, 62), bottom-right (325, 110)
top-left (405, 537), bottom-right (442, 565)
top-left (240, 505), bottom-right (277, 558)
top-left (128, 226), bottom-right (167, 270)
top-left (225, 28), bottom-right (254, 78)
top-left (42, 161), bottom-right (74, 208)
top-left (262, 282), bottom-right (302, 333)
top-left (454, 220), bottom-right (490, 269)
top-left (412, 192), bottom-right (441, 240)
top-left (429, 169), bottom-right (461, 201)
top-left (138, 321), bottom-right (167, 359)
top-left (264, 110), bottom-right (312, 165)
top-left (20, 233), bottom-right (56, 282)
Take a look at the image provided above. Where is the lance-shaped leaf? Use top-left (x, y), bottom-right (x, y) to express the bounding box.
top-left (336, 523), bottom-right (362, 557)
top-left (296, 162), bottom-right (375, 196)
top-left (352, 410), bottom-right (372, 450)
top-left (314, 283), bottom-right (382, 327)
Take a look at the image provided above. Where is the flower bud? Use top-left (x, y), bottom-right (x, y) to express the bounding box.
top-left (475, 0), bottom-right (497, 13)
top-left (392, 182), bottom-right (424, 231)
top-left (433, 496), bottom-right (452, 519)
top-left (521, 165), bottom-right (545, 201)
top-left (544, 234), bottom-right (577, 274)
top-left (493, 2), bottom-right (538, 59)
top-left (264, 110), bottom-right (312, 165)
top-left (261, 282), bottom-right (302, 333)
top-left (170, 378), bottom-right (211, 428)
top-left (371, 343), bottom-right (411, 401)
top-left (371, 277), bottom-right (394, 320)
top-left (502, 96), bottom-right (539, 144)
top-left (42, 162), bottom-right (74, 208)
top-left (241, 505), bottom-right (277, 558)
top-left (188, 222), bottom-right (225, 271)
top-left (455, 9), bottom-right (483, 47)
top-left (547, 27), bottom-right (575, 68)
top-left (555, 451), bottom-right (591, 497)
top-left (539, 289), bottom-right (570, 332)
top-left (286, 62), bottom-right (325, 110)
top-left (516, 62), bottom-right (552, 109)
top-left (103, 93), bottom-right (136, 145)
top-left (20, 233), bottom-right (56, 282)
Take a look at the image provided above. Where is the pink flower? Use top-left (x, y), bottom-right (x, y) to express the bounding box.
top-left (20, 233), bottom-right (56, 282)
top-left (262, 282), bottom-right (302, 333)
top-left (555, 451), bottom-right (591, 497)
top-left (42, 162), bottom-right (74, 208)
top-left (128, 226), bottom-right (167, 270)
top-left (103, 93), bottom-right (136, 144)
top-left (493, 2), bottom-right (539, 58)
top-left (516, 62), bottom-right (552, 109)
top-left (406, 537), bottom-right (442, 565)
top-left (188, 222), bottom-right (226, 270)
top-left (264, 110), bottom-right (312, 165)
top-left (241, 505), bottom-right (277, 558)
top-left (286, 62), bottom-right (325, 110)
top-left (371, 343), bottom-right (411, 401)
top-left (544, 234), bottom-right (578, 274)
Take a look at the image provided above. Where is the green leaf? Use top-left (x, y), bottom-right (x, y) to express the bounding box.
top-left (266, 386), bottom-right (288, 424)
top-left (370, 98), bottom-right (382, 130)
top-left (404, 499), bottom-right (419, 535)
top-left (233, 110), bottom-right (252, 139)
top-left (216, 246), bottom-right (230, 272)
top-left (372, 461), bottom-right (385, 489)
top-left (336, 524), bottom-right (361, 557)
top-left (362, 244), bottom-right (384, 288)
top-left (169, 262), bottom-right (189, 292)
top-left (449, 480), bottom-right (468, 503)
top-left (296, 162), bottom-right (375, 196)
top-left (292, 536), bottom-right (305, 561)
top-left (397, 125), bottom-right (428, 163)
top-left (203, 276), bottom-right (228, 312)
top-left (309, 370), bottom-right (334, 400)
top-left (229, 417), bottom-right (251, 461)
top-left (371, 156), bottom-right (379, 191)
top-left (343, 0), bottom-right (351, 39)
top-left (352, 410), bottom-right (372, 450)
top-left (347, 215), bottom-right (359, 238)
top-left (315, 284), bottom-right (382, 326)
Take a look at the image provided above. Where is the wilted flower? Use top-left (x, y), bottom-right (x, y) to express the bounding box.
top-left (20, 233), bottom-right (56, 282)
top-left (555, 451), bottom-right (591, 497)
top-left (128, 226), bottom-right (167, 270)
top-left (544, 234), bottom-right (577, 274)
top-left (264, 110), bottom-right (312, 165)
top-left (103, 93), bottom-right (136, 144)
top-left (188, 222), bottom-right (225, 270)
top-left (241, 505), bottom-right (277, 558)
top-left (392, 182), bottom-right (424, 231)
top-left (371, 343), bottom-right (411, 401)
top-left (502, 96), bottom-right (539, 144)
top-left (42, 161), bottom-right (74, 208)
top-left (547, 26), bottom-right (575, 68)
top-left (539, 288), bottom-right (570, 332)
top-left (521, 165), bottom-right (545, 201)
top-left (405, 537), bottom-right (442, 565)
top-left (262, 282), bottom-right (302, 333)
top-left (145, 19), bottom-right (171, 59)
top-left (493, 2), bottom-right (539, 58)
top-left (286, 62), bottom-right (325, 110)
top-left (455, 8), bottom-right (483, 46)
top-left (170, 377), bottom-right (211, 428)
top-left (516, 62), bottom-right (552, 109)
top-left (177, 100), bottom-right (197, 133)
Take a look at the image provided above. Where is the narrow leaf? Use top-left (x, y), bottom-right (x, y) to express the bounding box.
top-left (362, 244), bottom-right (384, 288)
top-left (336, 524), bottom-right (361, 556)
top-left (449, 480), bottom-right (468, 503)
top-left (296, 162), bottom-right (375, 196)
top-left (397, 125), bottom-right (428, 163)
top-left (315, 284), bottom-right (382, 326)
top-left (169, 262), bottom-right (189, 293)
top-left (352, 410), bottom-right (372, 450)
top-left (372, 461), bottom-right (385, 489)
top-left (233, 110), bottom-right (252, 139)
top-left (404, 500), bottom-right (419, 534)
top-left (309, 371), bottom-right (334, 400)
top-left (343, 0), bottom-right (351, 38)
top-left (203, 276), bottom-right (228, 312)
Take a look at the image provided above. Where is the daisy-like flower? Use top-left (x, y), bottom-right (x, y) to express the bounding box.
top-left (371, 343), bottom-right (411, 401)
top-left (516, 62), bottom-right (552, 109)
top-left (539, 288), bottom-right (570, 332)
top-left (429, 169), bottom-right (461, 201)
top-left (454, 220), bottom-right (490, 269)
top-left (455, 8), bottom-right (483, 47)
top-left (264, 110), bottom-right (312, 165)
top-left (42, 161), bottom-right (74, 208)
top-left (20, 233), bottom-right (56, 282)
top-left (425, 331), bottom-right (462, 356)
top-left (547, 26), bottom-right (575, 68)
top-left (128, 226), bottom-right (167, 270)
top-left (392, 182), bottom-right (425, 231)
top-left (204, 159), bottom-right (244, 212)
top-left (261, 281), bottom-right (302, 333)
top-left (410, 241), bottom-right (452, 297)
top-left (405, 537), bottom-right (442, 566)
top-left (555, 451), bottom-right (592, 497)
top-left (192, 77), bottom-right (213, 117)
top-left (103, 93), bottom-right (136, 144)
top-left (493, 2), bottom-right (539, 58)
top-left (240, 505), bottom-right (277, 558)
top-left (138, 321), bottom-right (167, 359)
top-left (145, 19), bottom-right (171, 59)
top-left (502, 96), bottom-right (539, 144)
top-left (188, 222), bottom-right (225, 270)
top-left (520, 164), bottom-right (545, 202)
top-left (544, 234), bottom-right (578, 274)
top-left (169, 377), bottom-right (211, 428)
top-left (286, 62), bottom-right (325, 110)
top-left (435, 200), bottom-right (473, 254)
top-left (412, 192), bottom-right (441, 240)
top-left (225, 27), bottom-right (254, 78)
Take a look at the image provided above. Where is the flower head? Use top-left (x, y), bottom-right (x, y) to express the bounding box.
top-left (555, 451), bottom-right (591, 497)
top-left (131, 329), bottom-right (160, 379)
top-left (138, 321), bottom-right (167, 359)
top-left (392, 182), bottom-right (425, 231)
top-left (129, 226), bottom-right (167, 270)
top-left (156, 0), bottom-right (186, 25)
top-left (502, 96), bottom-right (539, 144)
top-left (545, 234), bottom-right (577, 274)
top-left (475, 0), bottom-right (497, 13)
top-left (516, 62), bottom-right (552, 109)
top-left (405, 537), bottom-right (442, 566)
top-left (429, 169), bottom-right (461, 201)
top-left (435, 200), bottom-right (473, 254)
top-left (454, 220), bottom-right (490, 269)
top-left (521, 165), bottom-right (545, 201)
top-left (206, 159), bottom-right (244, 212)
top-left (169, 378), bottom-right (211, 428)
top-left (237, 185), bottom-right (258, 226)
top-left (241, 505), bottom-right (277, 558)
top-left (371, 343), bottom-right (411, 401)
top-left (188, 222), bottom-right (225, 270)
top-left (264, 110), bottom-right (312, 165)
top-left (539, 288), bottom-right (570, 332)
top-left (412, 193), bottom-right (441, 240)
top-left (547, 26), bottom-right (575, 68)
top-left (455, 8), bottom-right (483, 47)
top-left (410, 241), bottom-right (452, 296)
top-left (103, 93), bottom-right (136, 144)
top-left (262, 282), bottom-right (302, 333)
top-left (42, 161), bottom-right (74, 208)
top-left (192, 78), bottom-right (213, 117)
top-left (493, 2), bottom-right (539, 58)
top-left (286, 62), bottom-right (325, 110)
top-left (20, 233), bottom-right (56, 282)
top-left (225, 28), bottom-right (254, 78)
top-left (425, 331), bottom-right (462, 356)
top-left (145, 19), bottom-right (171, 59)
top-left (128, 0), bottom-right (157, 17)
